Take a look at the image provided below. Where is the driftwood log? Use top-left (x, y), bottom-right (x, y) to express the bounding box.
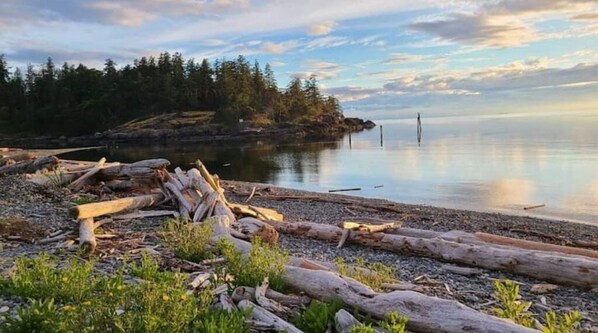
top-left (269, 221), bottom-right (598, 288)
top-left (0, 156), bottom-right (59, 175)
top-left (69, 193), bottom-right (165, 219)
top-left (284, 266), bottom-right (536, 333)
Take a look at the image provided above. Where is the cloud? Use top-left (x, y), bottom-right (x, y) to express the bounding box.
top-left (571, 13), bottom-right (598, 20)
top-left (307, 21), bottom-right (336, 36)
top-left (260, 41), bottom-right (297, 54)
top-left (481, 0), bottom-right (596, 16)
top-left (88, 1), bottom-right (156, 26)
top-left (291, 60), bottom-right (344, 80)
top-left (383, 53), bottom-right (427, 64)
top-left (408, 13), bottom-right (537, 48)
top-left (324, 86), bottom-right (381, 102)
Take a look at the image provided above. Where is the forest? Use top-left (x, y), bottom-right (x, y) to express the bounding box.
top-left (0, 53), bottom-right (342, 136)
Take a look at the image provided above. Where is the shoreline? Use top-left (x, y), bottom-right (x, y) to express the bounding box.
top-left (1, 173), bottom-right (597, 329)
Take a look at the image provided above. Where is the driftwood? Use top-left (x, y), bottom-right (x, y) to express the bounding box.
top-left (79, 218), bottom-right (97, 254)
top-left (229, 203), bottom-right (284, 222)
top-left (0, 152), bottom-right (36, 166)
top-left (237, 300), bottom-right (303, 333)
top-left (69, 193), bottom-right (165, 219)
top-left (235, 217), bottom-right (279, 245)
top-left (474, 232), bottom-right (598, 260)
top-left (0, 156), bottom-right (59, 175)
top-left (111, 210), bottom-right (178, 220)
top-left (283, 266), bottom-right (536, 333)
top-left (232, 286), bottom-right (311, 307)
top-left (269, 221), bottom-right (598, 288)
top-left (69, 158), bottom-right (108, 191)
top-left (335, 309), bottom-right (364, 333)
top-left (255, 277), bottom-right (291, 316)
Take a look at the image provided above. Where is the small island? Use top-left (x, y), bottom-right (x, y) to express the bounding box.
top-left (0, 53), bottom-right (374, 146)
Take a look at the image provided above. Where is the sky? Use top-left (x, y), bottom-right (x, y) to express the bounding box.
top-left (1, 0), bottom-right (597, 119)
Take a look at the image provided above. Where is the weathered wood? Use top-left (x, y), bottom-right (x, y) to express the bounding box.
top-left (69, 158), bottom-right (108, 191)
top-left (237, 300), bottom-right (303, 333)
top-left (0, 156), bottom-right (59, 175)
top-left (193, 191), bottom-right (218, 222)
top-left (111, 210), bottom-right (178, 220)
top-left (79, 218), bottom-right (96, 254)
top-left (335, 309), bottom-right (363, 333)
top-left (283, 266), bottom-right (536, 333)
top-left (97, 159), bottom-right (170, 179)
top-left (441, 264), bottom-right (484, 276)
top-left (232, 286), bottom-right (311, 307)
top-left (340, 221), bottom-right (400, 233)
top-left (217, 293), bottom-right (237, 312)
top-left (69, 193), bottom-right (165, 219)
top-left (475, 232), bottom-right (598, 260)
top-left (255, 277), bottom-right (291, 316)
top-left (164, 182), bottom-right (194, 214)
top-left (235, 217), bottom-right (279, 245)
top-left (189, 272), bottom-right (212, 289)
top-left (270, 221), bottom-right (598, 288)
top-left (0, 152), bottom-right (36, 166)
top-left (229, 203), bottom-right (284, 222)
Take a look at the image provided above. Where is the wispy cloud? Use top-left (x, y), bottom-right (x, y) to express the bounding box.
top-left (308, 21), bottom-right (336, 36)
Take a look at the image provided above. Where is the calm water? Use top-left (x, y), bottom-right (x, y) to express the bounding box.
top-left (61, 112), bottom-right (598, 225)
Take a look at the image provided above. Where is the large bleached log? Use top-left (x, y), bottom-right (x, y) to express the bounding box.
top-left (340, 221), bottom-right (401, 233)
top-left (0, 156), bottom-right (59, 175)
top-left (193, 191), bottom-right (218, 222)
top-left (474, 232), bottom-right (598, 260)
top-left (237, 300), bottom-right (303, 333)
top-left (270, 221), bottom-right (598, 288)
top-left (69, 193), bottom-right (165, 219)
top-left (284, 266), bottom-right (537, 333)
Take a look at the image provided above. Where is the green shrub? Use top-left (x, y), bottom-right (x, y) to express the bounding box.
top-left (335, 257), bottom-right (396, 291)
top-left (292, 299), bottom-right (343, 333)
top-left (380, 311), bottom-right (408, 333)
top-left (541, 310), bottom-right (582, 333)
top-left (349, 324), bottom-right (376, 333)
top-left (160, 218), bottom-right (214, 262)
top-left (218, 237), bottom-right (288, 291)
top-left (492, 279), bottom-right (534, 328)
top-left (0, 253), bottom-right (249, 333)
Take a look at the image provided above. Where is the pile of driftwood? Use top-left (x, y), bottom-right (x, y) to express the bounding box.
top-left (2, 149), bottom-right (598, 333)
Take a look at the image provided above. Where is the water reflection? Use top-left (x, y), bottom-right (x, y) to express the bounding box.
top-left (60, 112), bottom-right (598, 225)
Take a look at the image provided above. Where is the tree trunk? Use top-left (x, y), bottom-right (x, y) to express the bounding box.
top-left (79, 218), bottom-right (97, 254)
top-left (237, 300), bottom-right (303, 333)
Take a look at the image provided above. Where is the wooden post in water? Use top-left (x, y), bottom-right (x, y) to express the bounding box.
top-left (380, 125), bottom-right (383, 147)
top-left (417, 113), bottom-right (422, 145)
top-left (348, 132), bottom-right (352, 149)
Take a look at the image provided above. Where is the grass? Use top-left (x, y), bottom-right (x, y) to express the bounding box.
top-left (493, 279), bottom-right (582, 332)
top-left (160, 218), bottom-right (215, 262)
top-left (218, 236), bottom-right (288, 291)
top-left (70, 194), bottom-right (96, 206)
top-left (334, 257), bottom-right (396, 291)
top-left (292, 299), bottom-right (343, 333)
top-left (0, 253), bottom-right (249, 333)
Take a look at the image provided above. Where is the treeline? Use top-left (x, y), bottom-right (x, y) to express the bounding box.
top-left (0, 53), bottom-right (341, 136)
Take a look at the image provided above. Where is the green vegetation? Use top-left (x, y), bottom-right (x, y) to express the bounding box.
top-left (335, 257), bottom-right (396, 291)
top-left (0, 253), bottom-right (249, 333)
top-left (349, 311), bottom-right (408, 333)
top-left (542, 310), bottom-right (582, 333)
top-left (160, 218), bottom-right (215, 262)
top-left (0, 53), bottom-right (342, 136)
top-left (70, 194), bottom-right (97, 206)
top-left (218, 237), bottom-right (288, 291)
top-left (492, 279), bottom-right (534, 328)
top-left (493, 279), bottom-right (582, 332)
top-left (292, 299), bottom-right (343, 333)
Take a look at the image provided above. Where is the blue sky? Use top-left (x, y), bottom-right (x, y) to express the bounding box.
top-left (1, 0), bottom-right (597, 119)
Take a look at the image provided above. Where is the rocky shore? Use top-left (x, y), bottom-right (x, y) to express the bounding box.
top-left (1, 174), bottom-right (596, 331)
top-left (0, 115), bottom-right (376, 148)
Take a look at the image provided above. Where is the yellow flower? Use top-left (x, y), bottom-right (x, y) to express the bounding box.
top-left (61, 277), bottom-right (68, 283)
top-left (108, 292), bottom-right (114, 297)
top-left (62, 305), bottom-right (76, 312)
top-left (82, 301), bottom-right (92, 306)
top-left (116, 285), bottom-right (124, 291)
top-left (180, 294), bottom-right (187, 301)
top-left (162, 295), bottom-right (170, 302)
